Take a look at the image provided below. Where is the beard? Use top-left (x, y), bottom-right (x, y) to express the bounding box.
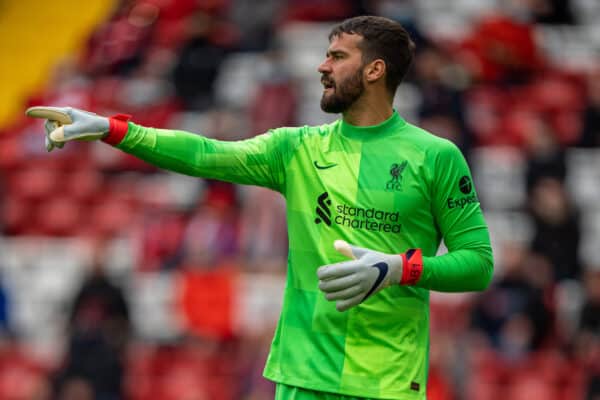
top-left (320, 68), bottom-right (365, 114)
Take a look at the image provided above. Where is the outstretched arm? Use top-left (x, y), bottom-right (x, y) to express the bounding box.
top-left (26, 106), bottom-right (296, 192)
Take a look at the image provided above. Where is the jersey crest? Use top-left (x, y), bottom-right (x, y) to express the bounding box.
top-left (386, 160), bottom-right (408, 191)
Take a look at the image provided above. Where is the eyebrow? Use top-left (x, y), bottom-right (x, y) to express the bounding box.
top-left (326, 50), bottom-right (348, 57)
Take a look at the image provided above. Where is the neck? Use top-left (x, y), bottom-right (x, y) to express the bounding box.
top-left (342, 91), bottom-right (394, 126)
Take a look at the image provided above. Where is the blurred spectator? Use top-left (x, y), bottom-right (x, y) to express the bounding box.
top-left (58, 378), bottom-right (94, 400)
top-left (578, 266), bottom-right (600, 339)
top-left (172, 12), bottom-right (235, 110)
top-left (145, 0), bottom-right (202, 48)
top-left (372, 0), bottom-right (418, 24)
top-left (499, 0), bottom-right (576, 26)
top-left (458, 9), bottom-right (544, 84)
top-left (173, 187), bottom-right (241, 340)
top-left (573, 266), bottom-right (600, 364)
top-left (529, 0), bottom-right (576, 24)
top-left (579, 69), bottom-right (600, 147)
top-left (137, 207), bottom-right (187, 272)
top-left (249, 47), bottom-right (299, 136)
top-left (528, 177), bottom-right (582, 281)
top-left (572, 265), bottom-right (600, 399)
top-left (55, 242), bottom-right (131, 400)
top-left (465, 85), bottom-right (515, 146)
top-left (229, 0), bottom-right (283, 51)
top-left (471, 244), bottom-right (553, 358)
top-left (588, 376), bottom-right (600, 400)
top-left (84, 2), bottom-right (160, 76)
top-left (238, 186), bottom-right (288, 270)
top-left (413, 43), bottom-right (471, 152)
top-left (179, 184), bottom-right (239, 267)
top-left (523, 117), bottom-right (567, 192)
top-left (91, 46), bottom-right (183, 133)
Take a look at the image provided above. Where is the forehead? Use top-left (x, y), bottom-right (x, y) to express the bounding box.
top-left (328, 32), bottom-right (363, 53)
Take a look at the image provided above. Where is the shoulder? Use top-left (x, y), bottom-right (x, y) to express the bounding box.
top-left (262, 121), bottom-right (339, 158)
top-left (403, 123), bottom-right (458, 150)
top-left (270, 120), bottom-right (340, 141)
top-left (403, 122), bottom-right (464, 160)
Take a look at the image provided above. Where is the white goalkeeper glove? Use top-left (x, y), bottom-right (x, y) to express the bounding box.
top-left (25, 106), bottom-right (124, 152)
top-left (317, 240), bottom-right (405, 312)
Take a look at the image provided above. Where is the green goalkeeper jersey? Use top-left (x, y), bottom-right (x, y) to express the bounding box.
top-left (113, 111), bottom-right (493, 399)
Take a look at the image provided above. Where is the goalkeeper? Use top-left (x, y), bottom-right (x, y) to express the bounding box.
top-left (28, 16), bottom-right (493, 400)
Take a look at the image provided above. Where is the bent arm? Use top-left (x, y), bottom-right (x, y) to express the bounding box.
top-left (414, 141), bottom-right (494, 292)
top-left (419, 228), bottom-right (493, 292)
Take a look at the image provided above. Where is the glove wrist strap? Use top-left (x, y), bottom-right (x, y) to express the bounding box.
top-left (400, 249), bottom-right (423, 285)
top-left (102, 114), bottom-right (132, 146)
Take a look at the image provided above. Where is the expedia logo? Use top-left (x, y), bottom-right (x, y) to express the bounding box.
top-left (459, 175), bottom-right (472, 194)
top-left (314, 192), bottom-right (332, 226)
top-left (314, 192), bottom-right (402, 233)
top-left (447, 194), bottom-right (479, 209)
top-left (447, 175), bottom-right (479, 209)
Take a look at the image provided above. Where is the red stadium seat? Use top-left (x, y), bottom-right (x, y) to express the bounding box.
top-left (176, 266), bottom-right (239, 340)
top-left (35, 195), bottom-right (83, 236)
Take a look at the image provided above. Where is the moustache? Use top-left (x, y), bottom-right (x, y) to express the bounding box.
top-left (321, 75), bottom-right (335, 88)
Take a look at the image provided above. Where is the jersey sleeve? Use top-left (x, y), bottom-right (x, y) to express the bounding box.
top-left (416, 141), bottom-right (494, 291)
top-left (114, 123), bottom-right (300, 193)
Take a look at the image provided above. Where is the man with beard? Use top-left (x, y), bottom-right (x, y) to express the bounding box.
top-left (27, 16), bottom-right (493, 400)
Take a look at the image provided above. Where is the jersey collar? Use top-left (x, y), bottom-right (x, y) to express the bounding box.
top-left (339, 110), bottom-right (407, 141)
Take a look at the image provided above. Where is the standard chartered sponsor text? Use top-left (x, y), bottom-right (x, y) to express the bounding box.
top-left (334, 204), bottom-right (402, 233)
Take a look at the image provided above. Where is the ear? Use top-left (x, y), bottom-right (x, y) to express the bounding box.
top-left (364, 59), bottom-right (386, 83)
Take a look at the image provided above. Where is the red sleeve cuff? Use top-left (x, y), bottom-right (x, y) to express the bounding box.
top-left (400, 248), bottom-right (423, 285)
top-left (102, 114), bottom-right (132, 146)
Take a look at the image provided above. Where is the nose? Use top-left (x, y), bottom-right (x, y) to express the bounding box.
top-left (318, 58), bottom-right (331, 74)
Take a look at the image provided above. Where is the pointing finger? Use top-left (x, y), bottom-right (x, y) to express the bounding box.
top-left (26, 106), bottom-right (72, 124)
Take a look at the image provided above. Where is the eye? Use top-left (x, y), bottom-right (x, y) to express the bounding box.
top-left (326, 52), bottom-right (344, 61)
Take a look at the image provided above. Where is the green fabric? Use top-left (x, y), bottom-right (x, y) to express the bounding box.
top-left (117, 111), bottom-right (493, 399)
top-left (276, 383), bottom-right (380, 400)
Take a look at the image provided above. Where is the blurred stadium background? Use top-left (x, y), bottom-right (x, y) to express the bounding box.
top-left (0, 0), bottom-right (600, 399)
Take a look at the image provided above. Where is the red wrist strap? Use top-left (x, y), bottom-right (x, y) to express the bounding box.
top-left (102, 113), bottom-right (132, 146)
top-left (400, 248), bottom-right (423, 285)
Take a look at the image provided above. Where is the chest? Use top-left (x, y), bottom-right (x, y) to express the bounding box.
top-left (286, 139), bottom-right (431, 229)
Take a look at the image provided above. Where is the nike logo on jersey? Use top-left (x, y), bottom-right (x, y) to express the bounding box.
top-left (362, 262), bottom-right (388, 301)
top-left (314, 161), bottom-right (338, 170)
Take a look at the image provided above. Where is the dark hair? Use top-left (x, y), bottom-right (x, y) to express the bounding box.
top-left (329, 15), bottom-right (415, 96)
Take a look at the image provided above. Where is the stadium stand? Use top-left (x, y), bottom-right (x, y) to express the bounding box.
top-left (1, 0), bottom-right (600, 398)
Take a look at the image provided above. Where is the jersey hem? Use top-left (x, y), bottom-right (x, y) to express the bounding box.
top-left (264, 371), bottom-right (426, 400)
